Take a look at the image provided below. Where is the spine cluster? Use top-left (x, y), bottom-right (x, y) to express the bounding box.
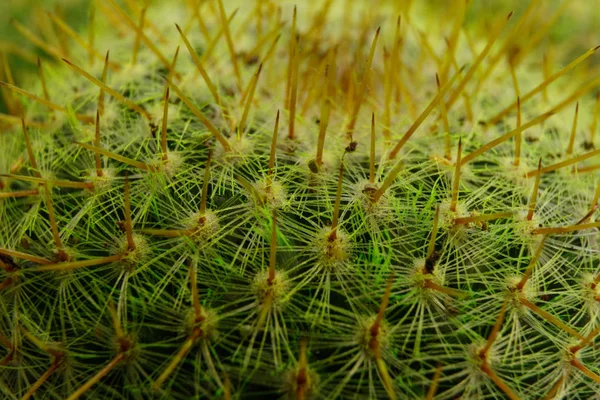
top-left (1, 1), bottom-right (600, 399)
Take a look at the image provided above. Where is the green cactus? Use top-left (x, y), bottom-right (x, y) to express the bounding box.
top-left (1, 0), bottom-right (600, 399)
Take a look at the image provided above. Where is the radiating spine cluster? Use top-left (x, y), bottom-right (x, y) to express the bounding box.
top-left (2, 0), bottom-right (600, 398)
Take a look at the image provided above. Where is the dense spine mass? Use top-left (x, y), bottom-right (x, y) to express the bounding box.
top-left (2, 0), bottom-right (600, 398)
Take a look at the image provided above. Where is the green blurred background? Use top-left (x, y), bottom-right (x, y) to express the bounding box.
top-left (2, 0), bottom-right (598, 113)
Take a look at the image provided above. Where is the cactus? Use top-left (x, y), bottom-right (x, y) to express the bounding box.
top-left (1, 0), bottom-right (600, 399)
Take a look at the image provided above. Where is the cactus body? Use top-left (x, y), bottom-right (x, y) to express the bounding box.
top-left (1, 1), bottom-right (600, 399)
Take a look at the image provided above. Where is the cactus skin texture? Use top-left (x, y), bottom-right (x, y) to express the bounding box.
top-left (2, 0), bottom-right (600, 399)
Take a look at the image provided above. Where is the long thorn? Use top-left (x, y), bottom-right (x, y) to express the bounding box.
top-left (88, 5), bottom-right (95, 65)
top-left (541, 53), bottom-right (550, 103)
top-left (175, 24), bottom-right (223, 110)
top-left (527, 159), bottom-right (542, 220)
top-left (122, 0), bottom-right (168, 43)
top-left (462, 110), bottom-right (556, 166)
top-left (389, 69), bottom-right (463, 159)
top-left (1, 174), bottom-right (93, 190)
top-left (165, 77), bottom-right (231, 152)
top-left (152, 331), bottom-right (201, 390)
top-left (107, 300), bottom-right (124, 339)
top-left (370, 113), bottom-right (376, 184)
top-left (480, 362), bottom-right (520, 400)
top-left (267, 111), bottom-right (279, 186)
top-left (36, 57), bottom-right (50, 102)
top-left (542, 376), bottom-right (565, 400)
top-left (472, 2), bottom-right (538, 98)
top-left (11, 19), bottom-right (64, 61)
top-left (446, 12), bottom-right (514, 110)
top-left (436, 74), bottom-right (451, 160)
top-left (480, 300), bottom-right (508, 357)
top-left (94, 111), bottom-right (103, 177)
top-left (238, 63), bottom-right (263, 137)
top-left (487, 46), bottom-right (600, 125)
top-left (453, 211), bottom-right (513, 225)
top-left (66, 353), bottom-right (126, 400)
top-left (137, 229), bottom-right (192, 237)
top-left (199, 9), bottom-right (239, 64)
top-left (426, 206), bottom-right (440, 260)
top-left (296, 339), bottom-right (308, 400)
top-left (450, 138), bottom-right (462, 212)
top-left (31, 254), bottom-right (123, 272)
top-left (0, 189), bottom-right (39, 199)
top-left (189, 260), bottom-right (203, 321)
top-left (131, 6), bottom-right (147, 65)
top-left (75, 142), bottom-right (153, 171)
top-left (567, 102), bottom-right (580, 156)
top-left (425, 363), bottom-right (442, 400)
top-left (514, 96), bottom-right (522, 166)
top-left (520, 297), bottom-right (583, 339)
top-left (0, 248), bottom-right (51, 265)
top-left (21, 119), bottom-right (40, 177)
top-left (590, 91), bottom-right (600, 148)
top-left (346, 27), bottom-right (380, 138)
top-left (287, 36), bottom-right (299, 140)
top-left (217, 0), bottom-right (243, 91)
top-left (21, 358), bottom-right (61, 400)
top-left (285, 6), bottom-right (297, 107)
top-left (161, 87), bottom-right (170, 162)
top-left (526, 148), bottom-right (600, 177)
top-left (199, 152), bottom-right (211, 216)
top-left (370, 273), bottom-right (395, 339)
top-left (48, 12), bottom-right (120, 70)
top-left (512, 0), bottom-right (569, 66)
top-left (372, 160), bottom-right (403, 203)
top-left (571, 359), bottom-right (600, 385)
top-left (42, 185), bottom-right (67, 261)
top-left (268, 211), bottom-right (277, 285)
top-left (591, 182), bottom-right (600, 211)
top-left (315, 64), bottom-right (331, 167)
top-left (330, 161), bottom-right (345, 239)
top-left (123, 175), bottom-right (135, 251)
top-left (105, 0), bottom-right (175, 76)
top-left (423, 280), bottom-right (467, 298)
top-left (98, 51), bottom-right (109, 116)
top-left (0, 81), bottom-right (92, 122)
top-left (62, 58), bottom-right (152, 121)
top-left (532, 220), bottom-right (600, 235)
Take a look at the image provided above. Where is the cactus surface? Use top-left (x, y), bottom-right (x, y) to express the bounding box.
top-left (2, 1), bottom-right (600, 399)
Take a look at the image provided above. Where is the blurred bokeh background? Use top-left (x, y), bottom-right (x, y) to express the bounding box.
top-left (2, 0), bottom-right (598, 113)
